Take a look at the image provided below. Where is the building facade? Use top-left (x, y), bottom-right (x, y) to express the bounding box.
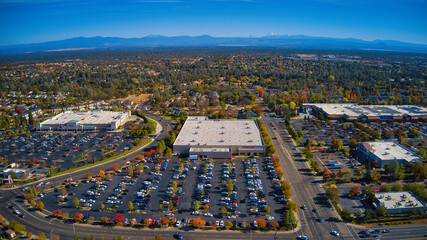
top-left (36, 110), bottom-right (131, 131)
top-left (357, 142), bottom-right (422, 167)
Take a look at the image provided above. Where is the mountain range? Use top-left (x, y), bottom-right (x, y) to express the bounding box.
top-left (1, 35), bottom-right (427, 55)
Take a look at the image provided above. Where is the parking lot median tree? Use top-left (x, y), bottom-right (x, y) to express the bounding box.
top-left (349, 186), bottom-right (360, 196)
top-left (287, 201), bottom-right (297, 212)
top-left (73, 212), bottom-right (83, 222)
top-left (100, 216), bottom-right (110, 224)
top-left (111, 165), bottom-right (120, 172)
top-left (143, 218), bottom-right (151, 227)
top-left (221, 206), bottom-right (227, 214)
top-left (114, 213), bottom-right (125, 225)
top-left (270, 221), bottom-right (279, 230)
top-left (35, 201), bottom-right (44, 211)
top-left (52, 209), bottom-right (62, 218)
top-left (98, 170), bottom-right (105, 177)
top-left (127, 201), bottom-right (134, 211)
top-left (326, 187), bottom-right (340, 205)
top-left (160, 217), bottom-right (169, 227)
top-left (340, 208), bottom-right (352, 221)
top-left (331, 138), bottom-right (343, 151)
top-left (256, 218), bottom-right (267, 229)
top-left (190, 217), bottom-right (205, 228)
top-left (194, 201), bottom-right (200, 211)
top-left (73, 197), bottom-right (79, 207)
top-left (62, 212), bottom-right (69, 220)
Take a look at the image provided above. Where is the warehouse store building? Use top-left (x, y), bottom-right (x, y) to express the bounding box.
top-left (303, 103), bottom-right (427, 122)
top-left (36, 110), bottom-right (131, 131)
top-left (357, 141), bottom-right (422, 167)
top-left (173, 116), bottom-right (265, 158)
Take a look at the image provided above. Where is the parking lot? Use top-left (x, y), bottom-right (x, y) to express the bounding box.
top-left (0, 117), bottom-right (145, 171)
top-left (36, 156), bottom-right (285, 228)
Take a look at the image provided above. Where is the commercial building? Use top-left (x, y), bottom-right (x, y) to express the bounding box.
top-left (357, 141), bottom-right (422, 167)
top-left (173, 116), bottom-right (265, 158)
top-left (374, 191), bottom-right (427, 214)
top-left (36, 110), bottom-right (131, 131)
top-left (303, 103), bottom-right (427, 122)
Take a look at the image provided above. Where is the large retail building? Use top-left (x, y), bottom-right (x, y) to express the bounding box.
top-left (36, 110), bottom-right (131, 131)
top-left (173, 116), bottom-right (265, 158)
top-left (303, 103), bottom-right (427, 122)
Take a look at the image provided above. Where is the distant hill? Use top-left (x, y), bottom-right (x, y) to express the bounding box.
top-left (1, 35), bottom-right (426, 55)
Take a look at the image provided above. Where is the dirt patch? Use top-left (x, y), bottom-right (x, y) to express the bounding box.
top-left (107, 94), bottom-right (152, 104)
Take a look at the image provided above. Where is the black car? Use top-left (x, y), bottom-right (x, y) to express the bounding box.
top-left (174, 233), bottom-right (183, 239)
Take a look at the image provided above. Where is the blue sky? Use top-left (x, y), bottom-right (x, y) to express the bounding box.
top-left (0, 0), bottom-right (426, 46)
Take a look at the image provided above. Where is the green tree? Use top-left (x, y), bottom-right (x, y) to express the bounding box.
top-left (391, 183), bottom-right (403, 192)
top-left (376, 206), bottom-right (387, 217)
top-left (340, 208), bottom-right (352, 221)
top-left (8, 220), bottom-right (26, 232)
top-left (370, 170), bottom-right (381, 182)
top-left (380, 184), bottom-right (391, 192)
top-left (331, 138), bottom-right (343, 151)
top-left (326, 187), bottom-right (340, 205)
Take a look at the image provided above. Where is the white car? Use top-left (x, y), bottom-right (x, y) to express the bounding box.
top-left (203, 213), bottom-right (213, 217)
top-left (174, 220), bottom-right (181, 227)
top-left (297, 236), bottom-right (308, 240)
top-left (331, 230), bottom-right (340, 236)
top-left (266, 216), bottom-right (274, 220)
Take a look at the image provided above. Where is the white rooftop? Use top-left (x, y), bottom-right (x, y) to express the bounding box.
top-left (41, 110), bottom-right (128, 125)
top-left (174, 116), bottom-right (264, 147)
top-left (362, 142), bottom-right (421, 163)
top-left (305, 103), bottom-right (427, 117)
top-left (375, 191), bottom-right (426, 210)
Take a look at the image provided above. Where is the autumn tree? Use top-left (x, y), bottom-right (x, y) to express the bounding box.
top-left (190, 217), bottom-right (206, 228)
top-left (114, 213), bottom-right (125, 225)
top-left (127, 201), bottom-right (134, 211)
top-left (73, 212), bottom-right (84, 222)
top-left (35, 201), bottom-right (44, 211)
top-left (160, 217), bottom-right (169, 227)
top-left (349, 186), bottom-right (360, 196)
top-left (100, 216), bottom-right (110, 224)
top-left (256, 218), bottom-right (267, 229)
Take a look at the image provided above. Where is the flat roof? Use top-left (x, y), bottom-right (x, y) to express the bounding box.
top-left (304, 103), bottom-right (427, 117)
top-left (174, 116), bottom-right (264, 147)
top-left (40, 110), bottom-right (129, 125)
top-left (361, 142), bottom-right (421, 163)
top-left (375, 191), bottom-right (426, 210)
